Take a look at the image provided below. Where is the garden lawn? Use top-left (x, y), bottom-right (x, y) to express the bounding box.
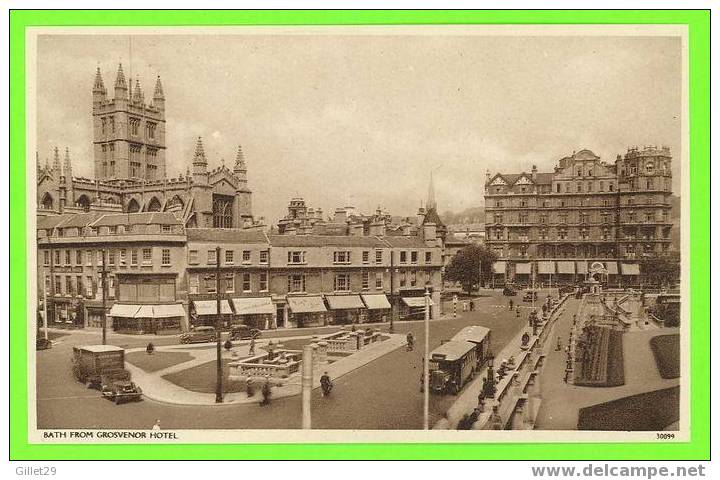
top-left (162, 359), bottom-right (245, 394)
top-left (649, 334), bottom-right (680, 379)
top-left (577, 386), bottom-right (679, 431)
top-left (126, 351), bottom-right (194, 373)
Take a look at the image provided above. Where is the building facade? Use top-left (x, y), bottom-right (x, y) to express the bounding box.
top-left (484, 147), bottom-right (674, 287)
top-left (37, 64), bottom-right (256, 230)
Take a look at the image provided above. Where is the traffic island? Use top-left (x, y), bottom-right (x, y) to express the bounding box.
top-left (123, 331), bottom-right (406, 406)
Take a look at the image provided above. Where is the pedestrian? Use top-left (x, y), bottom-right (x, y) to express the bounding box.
top-left (556, 336), bottom-right (562, 351)
top-left (406, 331), bottom-right (415, 351)
top-left (152, 419), bottom-right (161, 430)
top-left (516, 308), bottom-right (521, 318)
top-left (563, 368), bottom-right (571, 383)
top-left (320, 371), bottom-right (332, 397)
top-left (509, 299), bottom-right (514, 311)
top-left (260, 376), bottom-right (272, 406)
top-left (469, 300), bottom-right (475, 311)
top-left (246, 377), bottom-right (254, 397)
top-left (266, 341), bottom-right (275, 361)
top-left (249, 337), bottom-right (256, 356)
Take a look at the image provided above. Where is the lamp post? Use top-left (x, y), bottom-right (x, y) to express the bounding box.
top-left (215, 246), bottom-right (223, 404)
top-left (423, 284), bottom-right (431, 430)
top-left (101, 249), bottom-right (108, 345)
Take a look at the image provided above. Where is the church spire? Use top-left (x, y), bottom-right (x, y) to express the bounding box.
top-left (192, 137), bottom-right (208, 183)
top-left (52, 146), bottom-right (61, 173)
top-left (93, 67), bottom-right (106, 94)
top-left (153, 76), bottom-right (164, 100)
top-left (132, 77), bottom-right (144, 104)
top-left (63, 147), bottom-right (73, 180)
top-left (427, 171), bottom-right (437, 211)
top-left (114, 63), bottom-right (128, 99)
top-left (233, 145), bottom-right (246, 173)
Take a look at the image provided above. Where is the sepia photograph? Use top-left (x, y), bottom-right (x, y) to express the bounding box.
top-left (27, 24), bottom-right (689, 443)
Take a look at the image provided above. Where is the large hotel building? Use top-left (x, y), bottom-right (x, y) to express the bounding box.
top-left (484, 147), bottom-right (674, 286)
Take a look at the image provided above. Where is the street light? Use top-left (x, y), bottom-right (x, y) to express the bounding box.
top-left (215, 246), bottom-right (223, 404)
top-left (423, 283), bottom-right (431, 430)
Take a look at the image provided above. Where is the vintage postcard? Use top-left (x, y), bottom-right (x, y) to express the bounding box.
top-left (25, 23), bottom-right (690, 446)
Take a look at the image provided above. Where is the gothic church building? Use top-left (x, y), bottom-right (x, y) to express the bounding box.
top-left (37, 64), bottom-right (255, 229)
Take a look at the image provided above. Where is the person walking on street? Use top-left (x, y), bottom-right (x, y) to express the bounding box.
top-left (260, 376), bottom-right (272, 406)
top-left (249, 337), bottom-right (256, 356)
top-left (509, 299), bottom-right (514, 311)
top-left (152, 419), bottom-right (161, 430)
top-left (246, 377), bottom-right (254, 397)
top-left (320, 371), bottom-right (333, 397)
top-left (406, 331), bottom-right (415, 351)
top-left (556, 336), bottom-right (562, 351)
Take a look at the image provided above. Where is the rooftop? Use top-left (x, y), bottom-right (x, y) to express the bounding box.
top-left (187, 228), bottom-right (269, 244)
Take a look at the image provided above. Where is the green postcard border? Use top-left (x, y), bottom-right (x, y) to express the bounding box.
top-left (9, 9), bottom-right (710, 461)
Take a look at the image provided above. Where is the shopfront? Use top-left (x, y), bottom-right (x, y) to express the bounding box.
top-left (514, 262), bottom-right (532, 286)
top-left (325, 295), bottom-right (366, 325)
top-left (537, 261), bottom-right (555, 287)
top-left (557, 261), bottom-right (576, 285)
top-left (361, 294), bottom-right (391, 323)
top-left (231, 297), bottom-right (275, 330)
top-left (286, 296), bottom-right (328, 328)
top-left (492, 261), bottom-right (507, 287)
top-left (400, 296), bottom-right (434, 320)
top-left (110, 303), bottom-right (185, 334)
top-left (620, 263), bottom-right (640, 287)
top-left (191, 299), bottom-right (233, 328)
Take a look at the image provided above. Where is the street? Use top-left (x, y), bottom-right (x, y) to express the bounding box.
top-left (36, 291), bottom-right (549, 430)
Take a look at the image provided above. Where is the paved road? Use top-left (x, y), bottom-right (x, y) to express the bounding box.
top-left (37, 291), bottom-right (552, 430)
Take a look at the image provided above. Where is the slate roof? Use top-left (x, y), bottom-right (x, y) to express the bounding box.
top-left (268, 234), bottom-right (386, 248)
top-left (187, 228), bottom-right (268, 244)
top-left (91, 212), bottom-right (181, 227)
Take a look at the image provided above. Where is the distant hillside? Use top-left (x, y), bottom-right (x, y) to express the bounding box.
top-left (440, 206), bottom-right (484, 225)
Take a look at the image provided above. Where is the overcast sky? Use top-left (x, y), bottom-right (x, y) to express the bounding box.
top-left (36, 32), bottom-right (682, 223)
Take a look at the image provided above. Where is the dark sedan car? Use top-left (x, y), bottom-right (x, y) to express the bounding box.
top-left (179, 326), bottom-right (218, 344)
top-left (229, 325), bottom-right (262, 341)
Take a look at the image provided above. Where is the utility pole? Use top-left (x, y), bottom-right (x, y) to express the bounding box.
top-left (389, 250), bottom-right (395, 333)
top-left (301, 343), bottom-right (313, 429)
top-left (215, 246), bottom-right (223, 404)
top-left (423, 284), bottom-right (430, 430)
top-left (101, 249), bottom-right (108, 345)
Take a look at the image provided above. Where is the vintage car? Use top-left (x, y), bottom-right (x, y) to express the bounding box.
top-left (100, 370), bottom-right (143, 404)
top-left (522, 290), bottom-right (539, 302)
top-left (503, 286), bottom-right (518, 296)
top-left (36, 337), bottom-right (53, 351)
top-left (428, 340), bottom-right (478, 395)
top-left (179, 326), bottom-right (218, 344)
top-left (229, 325), bottom-right (262, 341)
top-left (72, 345), bottom-right (126, 388)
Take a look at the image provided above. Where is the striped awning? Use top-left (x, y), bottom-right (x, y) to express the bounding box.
top-left (515, 262), bottom-right (531, 275)
top-left (537, 261), bottom-right (555, 274)
top-left (621, 263), bottom-right (640, 275)
top-left (232, 297), bottom-right (275, 315)
top-left (361, 294), bottom-right (391, 310)
top-left (108, 304), bottom-right (140, 318)
top-left (493, 261), bottom-right (506, 274)
top-left (287, 296), bottom-right (327, 314)
top-left (557, 261), bottom-right (576, 274)
top-left (193, 300), bottom-right (232, 315)
top-left (152, 304), bottom-right (186, 318)
top-left (326, 295), bottom-right (365, 310)
top-left (576, 262), bottom-right (589, 274)
top-left (402, 297), bottom-right (435, 308)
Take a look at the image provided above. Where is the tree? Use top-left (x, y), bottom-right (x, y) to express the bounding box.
top-left (639, 252), bottom-right (680, 287)
top-left (445, 244), bottom-right (498, 294)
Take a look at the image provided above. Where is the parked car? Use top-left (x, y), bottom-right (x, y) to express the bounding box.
top-left (100, 370), bottom-right (143, 404)
top-left (522, 290), bottom-right (538, 302)
top-left (503, 286), bottom-right (518, 296)
top-left (179, 326), bottom-right (218, 344)
top-left (229, 325), bottom-right (262, 341)
top-left (36, 337), bottom-right (53, 351)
